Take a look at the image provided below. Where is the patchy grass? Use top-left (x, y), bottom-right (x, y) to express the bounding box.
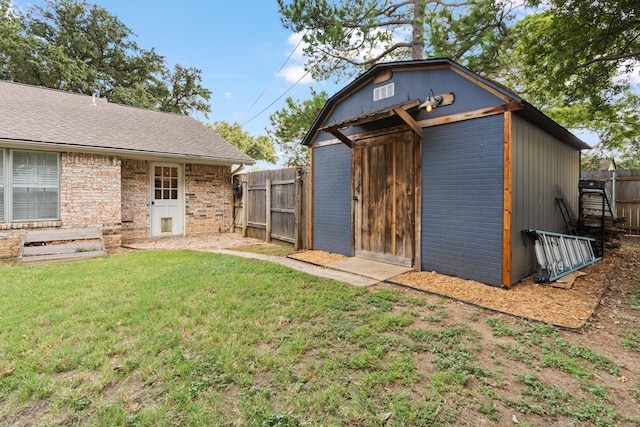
top-left (231, 242), bottom-right (294, 257)
top-left (619, 280), bottom-right (640, 352)
top-left (0, 250), bottom-right (638, 426)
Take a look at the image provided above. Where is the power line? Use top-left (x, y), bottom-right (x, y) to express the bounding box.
top-left (241, 68), bottom-right (311, 127)
top-left (242, 27), bottom-right (353, 129)
top-left (246, 35), bottom-right (305, 111)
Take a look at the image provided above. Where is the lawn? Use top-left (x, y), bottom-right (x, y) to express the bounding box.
top-left (1, 249), bottom-right (638, 426)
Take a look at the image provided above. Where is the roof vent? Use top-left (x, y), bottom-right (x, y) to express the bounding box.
top-left (373, 83), bottom-right (394, 102)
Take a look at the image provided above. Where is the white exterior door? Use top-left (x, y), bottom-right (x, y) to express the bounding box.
top-left (150, 163), bottom-right (184, 237)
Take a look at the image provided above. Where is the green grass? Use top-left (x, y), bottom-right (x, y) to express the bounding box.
top-left (0, 250), bottom-right (635, 426)
top-left (232, 242), bottom-right (294, 257)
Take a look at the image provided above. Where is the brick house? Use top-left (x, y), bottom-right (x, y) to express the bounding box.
top-left (0, 81), bottom-right (255, 258)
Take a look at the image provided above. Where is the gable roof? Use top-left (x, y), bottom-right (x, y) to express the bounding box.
top-left (0, 80), bottom-right (254, 165)
top-left (302, 58), bottom-right (590, 150)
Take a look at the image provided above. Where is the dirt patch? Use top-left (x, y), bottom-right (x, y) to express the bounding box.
top-left (120, 233), bottom-right (265, 251)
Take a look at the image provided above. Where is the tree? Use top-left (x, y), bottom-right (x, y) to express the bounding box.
top-left (0, 0), bottom-right (211, 117)
top-left (157, 64), bottom-right (211, 116)
top-left (269, 89), bottom-right (328, 166)
top-left (278, 0), bottom-right (640, 165)
top-left (277, 0), bottom-right (518, 81)
top-left (513, 0), bottom-right (639, 102)
top-left (501, 1), bottom-right (640, 164)
top-left (210, 122), bottom-right (278, 164)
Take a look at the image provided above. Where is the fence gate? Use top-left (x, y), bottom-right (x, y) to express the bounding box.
top-left (235, 167), bottom-right (309, 249)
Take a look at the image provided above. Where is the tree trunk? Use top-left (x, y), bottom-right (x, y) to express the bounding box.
top-left (412, 0), bottom-right (426, 60)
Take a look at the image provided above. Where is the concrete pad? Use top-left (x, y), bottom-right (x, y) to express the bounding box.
top-left (327, 257), bottom-right (412, 281)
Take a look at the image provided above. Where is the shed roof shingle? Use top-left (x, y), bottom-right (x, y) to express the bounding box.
top-left (0, 80), bottom-right (255, 165)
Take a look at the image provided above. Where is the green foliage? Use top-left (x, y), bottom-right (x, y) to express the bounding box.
top-left (277, 0), bottom-right (640, 164)
top-left (502, 0), bottom-right (640, 163)
top-left (629, 288), bottom-right (640, 309)
top-left (0, 0), bottom-right (211, 117)
top-left (268, 88), bottom-right (328, 166)
top-left (622, 329), bottom-right (640, 351)
top-left (210, 121), bottom-right (277, 163)
top-left (426, 0), bottom-right (516, 77)
top-left (519, 0), bottom-right (638, 102)
top-left (277, 0), bottom-right (516, 81)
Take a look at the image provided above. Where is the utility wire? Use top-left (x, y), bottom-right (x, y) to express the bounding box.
top-left (242, 27), bottom-right (354, 128)
top-left (241, 68), bottom-right (312, 127)
top-left (246, 35), bottom-right (305, 111)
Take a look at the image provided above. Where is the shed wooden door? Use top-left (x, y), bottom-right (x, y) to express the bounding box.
top-left (353, 131), bottom-right (415, 267)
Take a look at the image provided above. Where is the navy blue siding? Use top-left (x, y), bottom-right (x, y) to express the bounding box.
top-left (312, 144), bottom-right (353, 256)
top-left (421, 115), bottom-right (504, 286)
top-left (315, 68), bottom-right (505, 144)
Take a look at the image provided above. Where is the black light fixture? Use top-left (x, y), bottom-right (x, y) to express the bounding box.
top-left (420, 88), bottom-right (443, 112)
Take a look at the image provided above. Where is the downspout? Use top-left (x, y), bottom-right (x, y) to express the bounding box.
top-left (226, 164), bottom-right (245, 232)
top-left (231, 164), bottom-right (245, 176)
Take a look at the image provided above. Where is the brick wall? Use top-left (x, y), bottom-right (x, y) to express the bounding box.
top-left (185, 163), bottom-right (233, 235)
top-left (121, 159), bottom-right (151, 244)
top-left (61, 153), bottom-right (122, 248)
top-left (0, 155), bottom-right (234, 257)
top-left (121, 161), bottom-right (233, 243)
top-left (0, 152), bottom-right (122, 257)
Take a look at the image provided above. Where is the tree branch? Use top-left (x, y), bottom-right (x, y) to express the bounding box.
top-left (577, 51), bottom-right (640, 69)
top-left (332, 42), bottom-right (412, 66)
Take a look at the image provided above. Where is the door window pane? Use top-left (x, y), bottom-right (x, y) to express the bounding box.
top-left (154, 166), bottom-right (178, 200)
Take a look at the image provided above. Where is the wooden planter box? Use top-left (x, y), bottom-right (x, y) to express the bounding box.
top-left (19, 228), bottom-right (106, 264)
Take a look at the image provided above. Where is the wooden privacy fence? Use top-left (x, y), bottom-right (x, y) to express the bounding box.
top-left (581, 169), bottom-right (640, 234)
top-left (234, 167), bottom-right (310, 249)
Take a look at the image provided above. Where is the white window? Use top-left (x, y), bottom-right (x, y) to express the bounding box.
top-left (1, 150), bottom-right (59, 221)
top-left (154, 166), bottom-right (179, 200)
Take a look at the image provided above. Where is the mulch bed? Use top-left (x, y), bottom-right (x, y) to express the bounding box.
top-left (291, 248), bottom-right (626, 329)
top-left (288, 250), bottom-right (348, 266)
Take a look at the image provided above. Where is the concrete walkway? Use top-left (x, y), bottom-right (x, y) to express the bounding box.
top-left (213, 250), bottom-right (394, 287)
top-left (327, 257), bottom-right (411, 281)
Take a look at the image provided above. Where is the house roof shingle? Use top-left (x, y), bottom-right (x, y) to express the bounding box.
top-left (0, 80), bottom-right (255, 165)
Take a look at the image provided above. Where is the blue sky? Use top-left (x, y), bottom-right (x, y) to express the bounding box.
top-left (13, 0), bottom-right (340, 139)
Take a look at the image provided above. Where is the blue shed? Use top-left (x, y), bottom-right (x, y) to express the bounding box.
top-left (302, 59), bottom-right (591, 287)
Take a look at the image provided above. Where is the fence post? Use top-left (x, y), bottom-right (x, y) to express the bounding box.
top-left (294, 171), bottom-right (302, 250)
top-left (242, 180), bottom-right (248, 238)
top-left (266, 179), bottom-right (272, 243)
